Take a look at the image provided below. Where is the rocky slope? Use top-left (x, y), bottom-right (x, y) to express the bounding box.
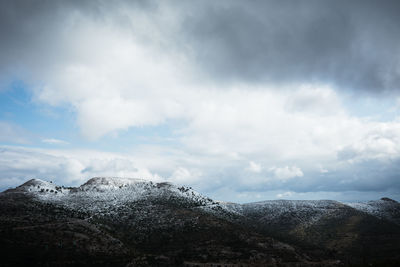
top-left (1, 177), bottom-right (400, 266)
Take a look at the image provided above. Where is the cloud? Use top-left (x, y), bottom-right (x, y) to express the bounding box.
top-left (4, 83), bottom-right (400, 199)
top-left (1, 1), bottom-right (399, 143)
top-left (1, 1), bottom-right (400, 96)
top-left (177, 0), bottom-right (400, 93)
top-left (0, 146), bottom-right (83, 187)
top-left (42, 138), bottom-right (69, 145)
top-left (1, 143), bottom-right (400, 202)
top-left (276, 191), bottom-right (293, 199)
top-left (337, 123), bottom-right (400, 163)
top-left (1, 1), bottom-right (400, 201)
top-left (247, 161), bottom-right (262, 173)
top-left (0, 146), bottom-right (162, 190)
top-left (271, 166), bottom-right (304, 181)
top-left (285, 85), bottom-right (343, 115)
top-left (168, 167), bottom-right (202, 186)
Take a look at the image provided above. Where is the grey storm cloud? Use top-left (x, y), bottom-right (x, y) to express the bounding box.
top-left (1, 0), bottom-right (400, 93)
top-left (177, 0), bottom-right (400, 93)
top-left (0, 0), bottom-right (155, 82)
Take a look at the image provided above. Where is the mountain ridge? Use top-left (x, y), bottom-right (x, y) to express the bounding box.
top-left (8, 177), bottom-right (399, 221)
top-left (1, 177), bottom-right (400, 266)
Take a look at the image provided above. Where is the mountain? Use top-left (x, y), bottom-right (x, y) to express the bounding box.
top-left (221, 199), bottom-right (400, 265)
top-left (1, 177), bottom-right (399, 266)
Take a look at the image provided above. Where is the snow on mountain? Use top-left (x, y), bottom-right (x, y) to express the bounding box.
top-left (12, 177), bottom-right (215, 215)
top-left (215, 201), bottom-right (244, 215)
top-left (347, 198), bottom-right (400, 225)
top-left (79, 177), bottom-right (147, 191)
top-left (3, 178), bottom-right (400, 266)
top-left (11, 178), bottom-right (64, 194)
top-left (242, 199), bottom-right (345, 215)
top-left (6, 177), bottom-right (400, 225)
top-left (232, 200), bottom-right (349, 228)
top-left (220, 198), bottom-right (400, 225)
top-left (2, 178), bottom-right (335, 266)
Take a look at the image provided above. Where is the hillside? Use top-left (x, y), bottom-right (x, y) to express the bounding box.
top-left (1, 177), bottom-right (399, 266)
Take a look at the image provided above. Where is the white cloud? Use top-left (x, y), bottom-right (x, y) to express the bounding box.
top-left (271, 166), bottom-right (304, 181)
top-left (42, 138), bottom-right (69, 145)
top-left (10, 7), bottom-right (400, 171)
top-left (0, 146), bottom-right (163, 189)
top-left (168, 167), bottom-right (202, 186)
top-left (276, 191), bottom-right (293, 199)
top-left (247, 161), bottom-right (262, 173)
top-left (1, 144), bottom-right (400, 202)
top-left (285, 84), bottom-right (344, 116)
top-left (32, 20), bottom-right (187, 140)
top-left (2, 3), bottom-right (400, 201)
top-left (337, 122), bottom-right (400, 163)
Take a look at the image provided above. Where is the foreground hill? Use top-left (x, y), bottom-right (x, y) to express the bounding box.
top-left (1, 177), bottom-right (399, 266)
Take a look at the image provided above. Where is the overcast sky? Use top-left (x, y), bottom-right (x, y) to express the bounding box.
top-left (1, 0), bottom-right (400, 202)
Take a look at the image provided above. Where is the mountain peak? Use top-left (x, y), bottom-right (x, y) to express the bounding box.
top-left (381, 197), bottom-right (398, 203)
top-left (79, 177), bottom-right (150, 191)
top-left (21, 178), bottom-right (50, 186)
top-left (82, 177), bottom-right (147, 186)
top-left (6, 178), bottom-right (58, 194)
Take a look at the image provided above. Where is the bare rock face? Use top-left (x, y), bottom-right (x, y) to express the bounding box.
top-left (1, 178), bottom-right (400, 266)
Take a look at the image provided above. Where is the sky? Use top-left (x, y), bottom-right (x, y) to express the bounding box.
top-left (1, 0), bottom-right (400, 203)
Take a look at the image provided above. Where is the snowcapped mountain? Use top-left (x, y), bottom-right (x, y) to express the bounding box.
top-left (14, 177), bottom-right (400, 224)
top-left (10, 177), bottom-right (216, 215)
top-left (347, 198), bottom-right (400, 225)
top-left (1, 177), bottom-right (400, 266)
top-left (11, 178), bottom-right (60, 193)
top-left (223, 199), bottom-right (347, 222)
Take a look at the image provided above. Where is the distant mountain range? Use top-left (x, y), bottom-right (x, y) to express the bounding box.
top-left (1, 177), bottom-right (399, 266)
